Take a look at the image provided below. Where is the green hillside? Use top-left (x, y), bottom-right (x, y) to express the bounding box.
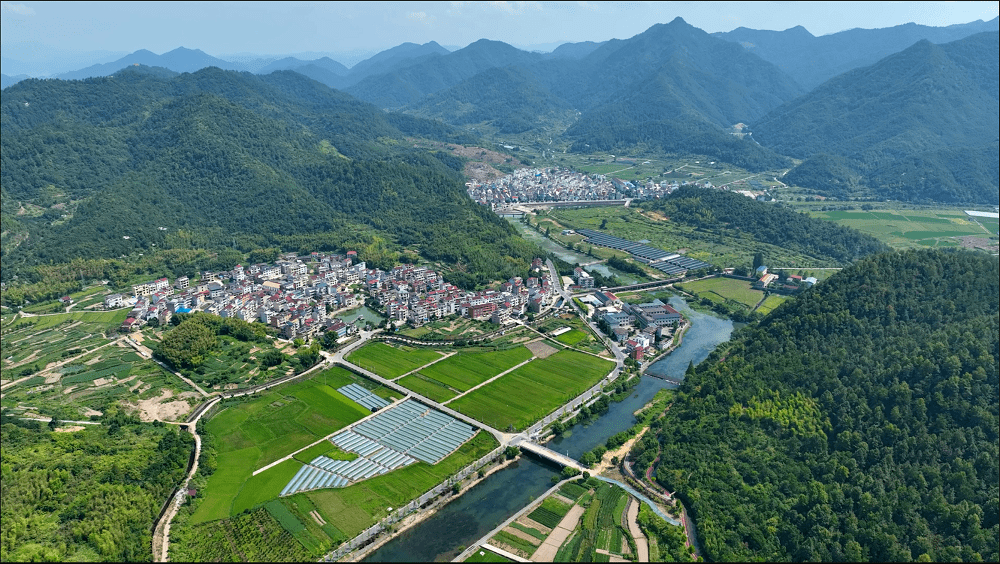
top-left (0, 66), bottom-right (538, 286)
top-left (655, 249), bottom-right (999, 561)
top-left (755, 32), bottom-right (1000, 204)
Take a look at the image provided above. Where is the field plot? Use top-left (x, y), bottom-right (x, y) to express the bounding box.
top-left (345, 342), bottom-right (444, 378)
top-left (465, 547), bottom-right (514, 562)
top-left (398, 374), bottom-right (458, 402)
top-left (676, 277), bottom-right (763, 309)
top-left (191, 370), bottom-right (373, 524)
top-left (810, 209), bottom-right (995, 249)
top-left (397, 317), bottom-right (494, 340)
top-left (1, 310), bottom-right (127, 372)
top-left (539, 315), bottom-right (607, 355)
top-left (755, 294), bottom-right (790, 316)
top-left (551, 207), bottom-right (837, 270)
top-left (450, 350), bottom-right (614, 431)
top-left (418, 347), bottom-right (533, 391)
top-left (305, 431), bottom-right (498, 537)
top-left (0, 337), bottom-right (198, 423)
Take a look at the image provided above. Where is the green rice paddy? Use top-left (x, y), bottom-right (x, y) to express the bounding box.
top-left (345, 342), bottom-right (444, 378)
top-left (449, 350), bottom-right (614, 431)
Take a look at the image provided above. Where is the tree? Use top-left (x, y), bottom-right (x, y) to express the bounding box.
top-left (752, 252), bottom-right (764, 271)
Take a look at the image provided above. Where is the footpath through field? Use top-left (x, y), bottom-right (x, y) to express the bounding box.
top-left (441, 357), bottom-right (534, 405)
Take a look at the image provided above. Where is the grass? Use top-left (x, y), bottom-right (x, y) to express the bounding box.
top-left (417, 347), bottom-right (533, 391)
top-left (292, 440), bottom-right (342, 464)
top-left (398, 374), bottom-right (458, 402)
top-left (193, 372), bottom-right (374, 523)
top-left (450, 350), bottom-right (614, 431)
top-left (305, 431), bottom-right (498, 537)
top-left (465, 547), bottom-right (514, 562)
top-left (231, 459), bottom-right (302, 514)
top-left (345, 342), bottom-right (444, 378)
top-left (676, 277), bottom-right (764, 309)
top-left (191, 446), bottom-right (261, 524)
top-left (806, 207), bottom-right (996, 249)
top-left (550, 206), bottom-right (840, 271)
top-left (554, 329), bottom-right (588, 346)
top-left (756, 294), bottom-right (790, 316)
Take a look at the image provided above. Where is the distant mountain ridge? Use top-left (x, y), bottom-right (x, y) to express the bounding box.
top-left (756, 31), bottom-right (999, 203)
top-left (714, 17), bottom-right (999, 89)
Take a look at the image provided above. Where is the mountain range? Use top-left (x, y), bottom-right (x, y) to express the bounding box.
top-left (0, 67), bottom-right (538, 286)
top-left (755, 31), bottom-right (999, 203)
top-left (713, 17), bottom-right (999, 90)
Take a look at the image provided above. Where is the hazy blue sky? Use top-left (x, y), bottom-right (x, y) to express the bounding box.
top-left (3, 1), bottom-right (997, 61)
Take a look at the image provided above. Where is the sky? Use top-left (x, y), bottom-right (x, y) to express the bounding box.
top-left (2, 1), bottom-right (997, 67)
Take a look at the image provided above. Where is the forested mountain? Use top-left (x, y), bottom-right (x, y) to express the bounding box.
top-left (53, 47), bottom-right (244, 80)
top-left (345, 41), bottom-right (450, 81)
top-left (643, 187), bottom-right (889, 264)
top-left (345, 39), bottom-right (544, 108)
top-left (656, 249), bottom-right (999, 562)
top-left (755, 32), bottom-right (1000, 203)
top-left (405, 66), bottom-right (571, 134)
top-left (0, 66), bottom-right (539, 287)
top-left (256, 56), bottom-right (349, 76)
top-left (714, 17), bottom-right (999, 90)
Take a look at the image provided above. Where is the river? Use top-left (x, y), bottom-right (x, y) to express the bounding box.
top-left (506, 218), bottom-right (642, 284)
top-left (364, 296), bottom-right (734, 562)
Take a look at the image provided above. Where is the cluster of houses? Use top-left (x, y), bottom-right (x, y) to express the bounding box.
top-left (752, 266), bottom-right (818, 293)
top-left (466, 168), bottom-right (668, 207)
top-left (110, 253), bottom-right (557, 340)
top-left (376, 258), bottom-right (557, 327)
top-left (584, 290), bottom-right (684, 361)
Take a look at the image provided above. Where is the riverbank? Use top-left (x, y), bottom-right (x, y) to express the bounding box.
top-left (343, 455), bottom-right (521, 562)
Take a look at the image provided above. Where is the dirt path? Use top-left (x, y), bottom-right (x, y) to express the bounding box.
top-left (530, 504), bottom-right (586, 562)
top-left (626, 497), bottom-right (649, 562)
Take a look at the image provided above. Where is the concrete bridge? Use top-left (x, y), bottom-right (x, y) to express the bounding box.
top-left (512, 437), bottom-right (585, 472)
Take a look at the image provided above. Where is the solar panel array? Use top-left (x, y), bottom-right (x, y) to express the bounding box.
top-left (338, 383), bottom-right (390, 410)
top-left (576, 229), bottom-right (711, 275)
top-left (351, 400), bottom-right (475, 464)
top-left (279, 399), bottom-right (476, 496)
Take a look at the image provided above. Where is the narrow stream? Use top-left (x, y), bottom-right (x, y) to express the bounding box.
top-left (365, 297), bottom-right (734, 562)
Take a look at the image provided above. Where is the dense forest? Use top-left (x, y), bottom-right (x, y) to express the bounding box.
top-left (0, 66), bottom-right (540, 289)
top-left (0, 411), bottom-right (193, 561)
top-left (650, 249), bottom-right (999, 561)
top-left (642, 187), bottom-right (890, 264)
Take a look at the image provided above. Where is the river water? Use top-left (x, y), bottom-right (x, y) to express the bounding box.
top-left (365, 297), bottom-right (734, 562)
top-left (506, 218), bottom-right (641, 284)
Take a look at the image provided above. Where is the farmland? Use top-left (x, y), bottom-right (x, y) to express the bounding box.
top-left (449, 350), bottom-right (614, 431)
top-left (0, 326), bottom-right (199, 423)
top-left (675, 277), bottom-right (764, 310)
top-left (303, 431), bottom-right (498, 537)
top-left (806, 208), bottom-right (999, 250)
top-left (755, 294), bottom-right (790, 316)
top-left (1, 310), bottom-right (128, 376)
top-left (345, 342), bottom-right (445, 378)
top-left (483, 477), bottom-right (681, 562)
top-left (189, 369), bottom-right (373, 524)
top-left (418, 346), bottom-right (532, 391)
top-left (548, 206), bottom-right (839, 270)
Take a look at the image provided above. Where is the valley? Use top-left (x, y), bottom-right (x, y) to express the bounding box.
top-left (2, 5), bottom-right (998, 564)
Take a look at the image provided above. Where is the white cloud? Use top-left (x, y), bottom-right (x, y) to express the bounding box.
top-left (487, 1), bottom-right (542, 15)
top-left (406, 11), bottom-right (435, 25)
top-left (1, 2), bottom-right (35, 15)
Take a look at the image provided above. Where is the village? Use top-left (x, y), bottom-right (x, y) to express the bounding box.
top-left (466, 167), bottom-right (682, 207)
top-left (107, 253), bottom-right (561, 341)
